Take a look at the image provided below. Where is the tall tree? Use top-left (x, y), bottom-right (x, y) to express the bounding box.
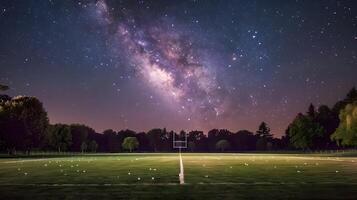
top-left (0, 96), bottom-right (49, 154)
top-left (256, 122), bottom-right (273, 139)
top-left (122, 137), bottom-right (139, 152)
top-left (307, 103), bottom-right (316, 119)
top-left (331, 102), bottom-right (357, 147)
top-left (47, 124), bottom-right (72, 152)
top-left (147, 129), bottom-right (166, 152)
top-left (333, 87), bottom-right (357, 114)
top-left (315, 105), bottom-right (339, 149)
top-left (70, 124), bottom-right (92, 152)
top-left (288, 113), bottom-right (324, 150)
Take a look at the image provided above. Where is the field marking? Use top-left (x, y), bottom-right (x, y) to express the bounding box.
top-left (179, 150), bottom-right (184, 184)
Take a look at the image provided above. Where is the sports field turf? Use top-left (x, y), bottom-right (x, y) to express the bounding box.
top-left (0, 153), bottom-right (357, 199)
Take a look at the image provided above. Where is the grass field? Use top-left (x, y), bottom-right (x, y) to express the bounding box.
top-left (0, 153), bottom-right (357, 199)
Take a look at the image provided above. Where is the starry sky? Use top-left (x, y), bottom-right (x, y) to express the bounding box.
top-left (0, 0), bottom-right (356, 137)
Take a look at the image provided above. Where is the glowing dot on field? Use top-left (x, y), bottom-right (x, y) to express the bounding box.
top-left (60, 169), bottom-right (63, 172)
top-left (151, 177), bottom-right (155, 180)
top-left (137, 177), bottom-right (141, 180)
top-left (44, 164), bottom-right (47, 167)
top-left (244, 163), bottom-right (249, 166)
top-left (315, 163), bottom-right (319, 165)
top-left (59, 165), bottom-right (62, 167)
top-left (76, 170), bottom-right (79, 173)
top-left (153, 168), bottom-right (157, 171)
top-left (71, 165), bottom-right (74, 168)
top-left (149, 168), bottom-right (152, 171)
top-left (83, 170), bottom-right (86, 173)
top-left (205, 175), bottom-right (209, 178)
top-left (274, 166), bottom-right (277, 169)
top-left (297, 170), bottom-right (301, 173)
top-left (64, 173), bottom-right (67, 176)
top-left (24, 172), bottom-right (28, 175)
top-left (230, 166), bottom-right (233, 169)
top-left (128, 172), bottom-right (131, 175)
top-left (335, 170), bottom-right (339, 173)
top-left (304, 163), bottom-right (307, 165)
top-left (17, 168), bottom-right (21, 171)
top-left (76, 164), bottom-right (79, 167)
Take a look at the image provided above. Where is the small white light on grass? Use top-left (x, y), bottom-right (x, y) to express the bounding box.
top-left (24, 172), bottom-right (28, 175)
top-left (128, 172), bottom-right (131, 175)
top-left (17, 168), bottom-right (21, 171)
top-left (297, 170), bottom-right (301, 173)
top-left (59, 164), bottom-right (62, 167)
top-left (315, 163), bottom-right (319, 166)
top-left (205, 175), bottom-right (209, 178)
top-left (230, 166), bottom-right (233, 169)
top-left (71, 165), bottom-right (74, 168)
top-left (153, 168), bottom-right (157, 171)
top-left (244, 163), bottom-right (249, 166)
top-left (151, 177), bottom-right (155, 180)
top-left (149, 168), bottom-right (152, 171)
top-left (44, 164), bottom-right (47, 167)
top-left (83, 170), bottom-right (86, 173)
top-left (335, 170), bottom-right (339, 173)
top-left (76, 170), bottom-right (79, 173)
top-left (274, 166), bottom-right (277, 169)
top-left (137, 177), bottom-right (141, 181)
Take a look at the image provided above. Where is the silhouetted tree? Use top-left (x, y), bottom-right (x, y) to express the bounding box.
top-left (215, 139), bottom-right (230, 152)
top-left (0, 96), bottom-right (49, 154)
top-left (81, 141), bottom-right (87, 153)
top-left (232, 130), bottom-right (257, 151)
top-left (88, 140), bottom-right (98, 152)
top-left (315, 105), bottom-right (339, 149)
top-left (256, 122), bottom-right (273, 139)
top-left (288, 113), bottom-right (324, 150)
top-left (70, 124), bottom-right (92, 152)
top-left (122, 137), bottom-right (139, 152)
top-left (331, 102), bottom-right (357, 147)
top-left (333, 87), bottom-right (357, 114)
top-left (47, 124), bottom-right (72, 152)
top-left (307, 103), bottom-right (316, 119)
top-left (147, 128), bottom-right (167, 152)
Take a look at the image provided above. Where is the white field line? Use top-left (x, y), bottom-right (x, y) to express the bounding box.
top-left (179, 150), bottom-right (184, 184)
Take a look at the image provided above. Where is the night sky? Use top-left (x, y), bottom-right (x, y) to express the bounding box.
top-left (0, 0), bottom-right (356, 136)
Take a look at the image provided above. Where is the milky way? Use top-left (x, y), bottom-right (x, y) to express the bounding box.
top-left (92, 0), bottom-right (232, 126)
top-left (1, 0), bottom-right (356, 135)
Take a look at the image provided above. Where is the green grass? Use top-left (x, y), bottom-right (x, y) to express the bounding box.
top-left (0, 153), bottom-right (357, 199)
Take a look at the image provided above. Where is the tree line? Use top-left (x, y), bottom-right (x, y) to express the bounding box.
top-left (0, 84), bottom-right (356, 154)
